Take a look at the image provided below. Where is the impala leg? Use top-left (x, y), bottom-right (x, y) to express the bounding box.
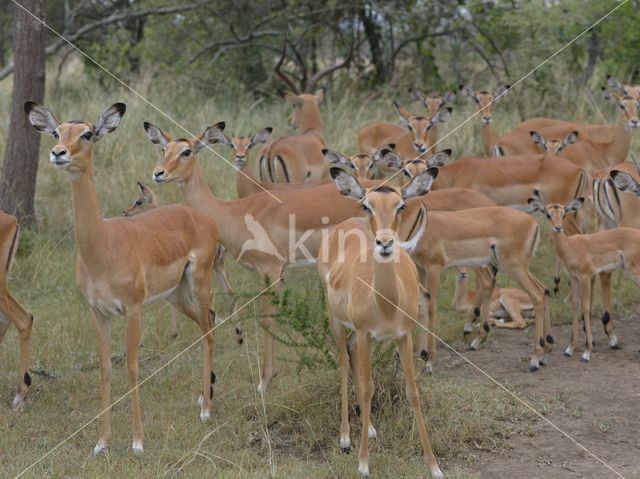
top-left (124, 305), bottom-right (144, 452)
top-left (598, 272), bottom-right (618, 348)
top-left (257, 268), bottom-right (283, 393)
top-left (462, 268), bottom-right (483, 336)
top-left (397, 334), bottom-right (443, 479)
top-left (420, 267), bottom-right (440, 373)
top-left (470, 268), bottom-right (494, 350)
top-left (213, 245), bottom-right (241, 345)
top-left (356, 332), bottom-right (374, 477)
top-left (347, 332), bottom-right (363, 418)
top-left (91, 308), bottom-right (112, 454)
top-left (565, 277), bottom-right (581, 357)
top-left (169, 308), bottom-right (178, 339)
top-left (580, 275), bottom-right (594, 363)
top-left (332, 321), bottom-right (351, 453)
top-left (553, 257), bottom-right (562, 295)
top-left (491, 293), bottom-right (528, 329)
top-left (0, 293), bottom-right (33, 408)
top-left (511, 270), bottom-right (545, 371)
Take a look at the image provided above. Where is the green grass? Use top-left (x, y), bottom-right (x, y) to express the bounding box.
top-left (0, 60), bottom-right (638, 478)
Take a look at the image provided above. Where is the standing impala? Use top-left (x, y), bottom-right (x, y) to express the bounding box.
top-left (357, 100), bottom-right (452, 163)
top-left (529, 191), bottom-right (640, 362)
top-left (144, 124), bottom-right (497, 391)
top-left (122, 182), bottom-right (238, 339)
top-left (26, 102), bottom-right (219, 454)
top-left (318, 167), bottom-right (443, 479)
top-left (257, 46), bottom-right (350, 184)
top-left (0, 212), bottom-right (33, 409)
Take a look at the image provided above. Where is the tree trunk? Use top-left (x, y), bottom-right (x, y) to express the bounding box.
top-left (359, 6), bottom-right (387, 85)
top-left (0, 0), bottom-right (46, 226)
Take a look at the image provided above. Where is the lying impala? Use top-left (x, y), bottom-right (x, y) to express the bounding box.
top-left (318, 167), bottom-right (443, 479)
top-left (452, 270), bottom-right (534, 330)
top-left (357, 99), bottom-right (452, 163)
top-left (529, 191), bottom-right (640, 362)
top-left (122, 182), bottom-right (238, 339)
top-left (0, 212), bottom-right (33, 409)
top-left (257, 46), bottom-right (350, 184)
top-left (144, 125), bottom-right (496, 391)
top-left (27, 102), bottom-right (219, 454)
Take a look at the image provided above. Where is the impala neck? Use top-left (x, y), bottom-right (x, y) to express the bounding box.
top-left (69, 162), bottom-right (110, 268)
top-left (427, 127), bottom-right (438, 151)
top-left (549, 228), bottom-right (571, 266)
top-left (480, 122), bottom-right (499, 155)
top-left (610, 113), bottom-right (634, 163)
top-left (372, 248), bottom-right (402, 313)
top-left (298, 104), bottom-right (323, 132)
top-left (236, 161), bottom-right (262, 198)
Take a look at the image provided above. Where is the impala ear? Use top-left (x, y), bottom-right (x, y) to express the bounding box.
top-left (607, 75), bottom-right (623, 92)
top-left (564, 131), bottom-right (578, 146)
top-left (393, 100), bottom-right (412, 124)
top-left (494, 84), bottom-right (509, 99)
top-left (408, 88), bottom-right (425, 102)
top-left (249, 127), bottom-right (273, 148)
top-left (314, 88), bottom-right (325, 104)
top-left (24, 102), bottom-right (60, 134)
top-left (610, 170), bottom-right (640, 195)
top-left (527, 189), bottom-right (545, 213)
top-left (442, 91), bottom-right (456, 104)
top-left (602, 87), bottom-right (618, 104)
top-left (530, 131), bottom-right (546, 148)
top-left (137, 181), bottom-right (153, 200)
top-left (143, 121), bottom-right (172, 146)
top-left (459, 85), bottom-right (474, 98)
top-left (330, 167), bottom-right (365, 200)
top-left (95, 103), bottom-right (126, 141)
top-left (372, 144), bottom-right (402, 169)
top-left (431, 107), bottom-right (452, 124)
top-left (426, 149), bottom-right (451, 168)
top-left (197, 121), bottom-right (227, 152)
top-left (565, 197), bottom-right (585, 213)
top-left (402, 167), bottom-right (438, 199)
top-left (323, 149), bottom-right (351, 167)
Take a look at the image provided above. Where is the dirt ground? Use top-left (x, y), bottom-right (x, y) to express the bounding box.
top-left (438, 313), bottom-right (640, 479)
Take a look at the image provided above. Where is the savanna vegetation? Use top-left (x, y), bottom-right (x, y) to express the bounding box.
top-left (1, 1), bottom-right (639, 478)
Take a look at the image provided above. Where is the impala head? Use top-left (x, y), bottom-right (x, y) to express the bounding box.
top-left (279, 89), bottom-right (324, 129)
top-left (409, 89), bottom-right (455, 125)
top-left (394, 101), bottom-right (451, 155)
top-left (528, 190), bottom-right (584, 233)
top-left (460, 85), bottom-right (509, 124)
top-left (330, 166), bottom-right (438, 258)
top-left (602, 88), bottom-right (640, 129)
top-left (212, 127), bottom-right (273, 170)
top-left (323, 144), bottom-right (402, 179)
top-left (25, 102), bottom-right (126, 175)
top-left (607, 75), bottom-right (640, 102)
top-left (610, 170), bottom-right (640, 196)
top-left (530, 130), bottom-right (578, 155)
top-left (122, 182), bottom-right (156, 217)
top-left (400, 149), bottom-right (451, 184)
top-left (145, 121), bottom-right (224, 183)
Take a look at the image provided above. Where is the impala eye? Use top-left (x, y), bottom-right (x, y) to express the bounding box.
top-left (135, 200), bottom-right (143, 207)
top-left (53, 131), bottom-right (59, 140)
top-left (546, 213), bottom-right (551, 219)
top-left (181, 149), bottom-right (192, 157)
top-left (403, 170), bottom-right (411, 178)
top-left (360, 203), bottom-right (371, 213)
top-left (398, 203), bottom-right (406, 212)
top-left (82, 131), bottom-right (93, 141)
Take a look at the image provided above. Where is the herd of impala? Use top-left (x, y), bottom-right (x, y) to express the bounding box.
top-left (1, 61), bottom-right (639, 477)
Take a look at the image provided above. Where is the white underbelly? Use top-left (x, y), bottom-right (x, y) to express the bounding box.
top-left (448, 255), bottom-right (492, 268)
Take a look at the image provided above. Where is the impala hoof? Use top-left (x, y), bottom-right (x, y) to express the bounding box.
top-left (200, 409), bottom-right (211, 422)
top-left (257, 382), bottom-right (267, 394)
top-left (540, 354), bottom-right (549, 366)
top-left (529, 357), bottom-right (540, 372)
top-left (11, 394), bottom-right (26, 410)
top-left (425, 360), bottom-right (433, 374)
top-left (563, 346), bottom-right (573, 357)
top-left (132, 440), bottom-right (144, 453)
top-left (94, 442), bottom-right (108, 455)
top-left (469, 338), bottom-right (481, 350)
top-left (431, 466), bottom-right (445, 479)
top-left (580, 352), bottom-right (590, 363)
top-left (358, 463), bottom-right (369, 477)
top-left (608, 336), bottom-right (620, 349)
top-left (339, 437), bottom-right (351, 453)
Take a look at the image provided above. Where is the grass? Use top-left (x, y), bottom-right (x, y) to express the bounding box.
top-left (0, 59), bottom-right (638, 478)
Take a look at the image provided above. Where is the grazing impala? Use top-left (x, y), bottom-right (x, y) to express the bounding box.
top-left (452, 270), bottom-right (534, 329)
top-left (357, 100), bottom-right (452, 163)
top-left (403, 198), bottom-right (551, 372)
top-left (26, 102), bottom-right (219, 454)
top-left (529, 191), bottom-right (640, 362)
top-left (144, 124), bottom-right (497, 391)
top-left (318, 167), bottom-right (443, 479)
top-left (122, 182), bottom-right (238, 338)
top-left (257, 46), bottom-right (350, 184)
top-left (0, 212), bottom-right (33, 409)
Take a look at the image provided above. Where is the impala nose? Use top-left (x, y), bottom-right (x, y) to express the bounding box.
top-left (375, 238), bottom-right (394, 257)
top-left (153, 169), bottom-right (166, 182)
top-left (553, 226), bottom-right (563, 233)
top-left (630, 119), bottom-right (639, 129)
top-left (51, 147), bottom-right (67, 157)
top-left (481, 115), bottom-right (492, 124)
top-left (414, 143), bottom-right (427, 154)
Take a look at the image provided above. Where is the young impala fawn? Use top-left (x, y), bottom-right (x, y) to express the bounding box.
top-left (122, 182), bottom-right (237, 338)
top-left (318, 167), bottom-right (443, 479)
top-left (26, 102), bottom-right (219, 453)
top-left (529, 190), bottom-right (640, 362)
top-left (0, 212), bottom-right (33, 408)
top-left (452, 269), bottom-right (534, 329)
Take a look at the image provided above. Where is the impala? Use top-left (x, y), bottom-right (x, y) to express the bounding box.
top-left (0, 212), bottom-right (33, 409)
top-left (607, 75), bottom-right (640, 101)
top-left (403, 198), bottom-right (551, 372)
top-left (459, 84), bottom-right (511, 155)
top-left (144, 125), bottom-right (497, 390)
top-left (452, 270), bottom-right (534, 330)
top-left (357, 100), bottom-right (452, 163)
top-left (27, 102), bottom-right (219, 454)
top-left (318, 167), bottom-right (443, 479)
top-left (322, 144), bottom-right (402, 179)
top-left (257, 46), bottom-right (350, 184)
top-left (122, 182), bottom-right (238, 339)
top-left (529, 191), bottom-right (640, 362)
